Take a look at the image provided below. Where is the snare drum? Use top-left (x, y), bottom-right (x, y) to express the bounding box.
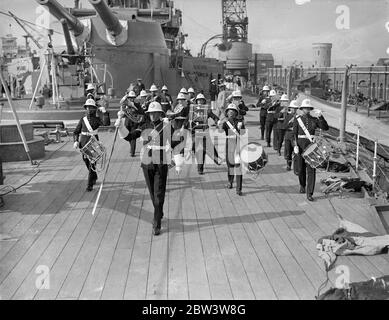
top-left (80, 136), bottom-right (106, 164)
top-left (240, 142), bottom-right (268, 174)
top-left (302, 142), bottom-right (330, 168)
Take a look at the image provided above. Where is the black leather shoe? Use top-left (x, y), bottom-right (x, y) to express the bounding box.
top-left (214, 158), bottom-right (223, 166)
top-left (131, 154), bottom-right (135, 157)
top-left (198, 171), bottom-right (204, 175)
top-left (86, 185), bottom-right (93, 192)
top-left (226, 183), bottom-right (233, 189)
top-left (153, 227), bottom-right (161, 236)
top-left (286, 166), bottom-right (291, 171)
top-left (299, 186), bottom-right (305, 193)
top-left (307, 195), bottom-right (314, 202)
top-left (236, 190), bottom-right (243, 196)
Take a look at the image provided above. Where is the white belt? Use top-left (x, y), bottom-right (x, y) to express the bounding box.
top-left (161, 102), bottom-right (169, 104)
top-left (147, 145), bottom-right (169, 150)
top-left (267, 111), bottom-right (275, 114)
top-left (81, 131), bottom-right (98, 136)
top-left (298, 135), bottom-right (312, 139)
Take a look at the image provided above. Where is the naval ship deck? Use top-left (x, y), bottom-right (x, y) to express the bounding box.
top-left (1, 114), bottom-right (388, 300)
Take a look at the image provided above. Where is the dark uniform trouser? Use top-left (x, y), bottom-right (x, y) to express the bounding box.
top-left (142, 164), bottom-right (168, 228)
top-left (298, 149), bottom-right (316, 196)
top-left (284, 134), bottom-right (294, 168)
top-left (83, 156), bottom-right (97, 187)
top-left (192, 133), bottom-right (219, 173)
top-left (129, 138), bottom-right (136, 156)
top-left (259, 113), bottom-right (267, 139)
top-left (265, 121), bottom-right (274, 145)
top-left (275, 129), bottom-right (286, 151)
top-left (226, 142), bottom-right (242, 191)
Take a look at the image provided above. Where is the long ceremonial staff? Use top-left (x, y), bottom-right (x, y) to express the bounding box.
top-left (92, 125), bottom-right (119, 216)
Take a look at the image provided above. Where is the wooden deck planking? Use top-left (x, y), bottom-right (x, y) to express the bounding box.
top-left (272, 162), bottom-right (384, 283)
top-left (180, 167), bottom-right (211, 300)
top-left (187, 170), bottom-right (234, 300)
top-left (100, 155), bottom-right (144, 300)
top-left (78, 152), bottom-right (140, 299)
top-left (166, 170), bottom-right (190, 300)
top-left (33, 150), bottom-right (125, 299)
top-left (0, 160), bottom-right (85, 288)
top-left (210, 160), bottom-right (300, 300)
top-left (56, 147), bottom-right (130, 299)
top-left (0, 156), bottom-right (83, 260)
top-left (200, 169), bottom-right (259, 300)
top-left (11, 179), bottom-right (89, 300)
top-left (0, 142), bottom-right (78, 231)
top-left (240, 175), bottom-right (317, 300)
top-left (123, 161), bottom-right (153, 300)
top-left (1, 122), bottom-right (388, 300)
top-left (254, 165), bottom-right (337, 289)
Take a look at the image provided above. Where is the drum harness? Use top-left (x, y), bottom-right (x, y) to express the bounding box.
top-left (296, 116), bottom-right (330, 171)
top-left (81, 117), bottom-right (107, 172)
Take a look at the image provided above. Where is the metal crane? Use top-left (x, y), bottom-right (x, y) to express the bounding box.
top-left (7, 11), bottom-right (43, 50)
top-left (221, 0), bottom-right (248, 42)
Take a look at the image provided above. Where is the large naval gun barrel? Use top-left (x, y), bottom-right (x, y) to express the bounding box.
top-left (61, 19), bottom-right (75, 55)
top-left (36, 0), bottom-right (85, 37)
top-left (88, 0), bottom-right (123, 37)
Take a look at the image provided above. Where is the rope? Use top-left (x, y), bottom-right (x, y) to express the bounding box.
top-left (316, 264), bottom-right (330, 299)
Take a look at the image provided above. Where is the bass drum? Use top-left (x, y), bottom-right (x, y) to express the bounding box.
top-left (240, 142), bottom-right (268, 175)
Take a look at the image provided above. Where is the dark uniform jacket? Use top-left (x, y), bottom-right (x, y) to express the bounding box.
top-left (209, 83), bottom-right (218, 101)
top-left (293, 113), bottom-right (329, 150)
top-left (160, 93), bottom-right (173, 113)
top-left (266, 101), bottom-right (280, 123)
top-left (282, 112), bottom-right (297, 140)
top-left (73, 112), bottom-right (111, 148)
top-left (274, 105), bottom-right (287, 129)
top-left (257, 96), bottom-right (271, 117)
top-left (236, 101), bottom-right (249, 120)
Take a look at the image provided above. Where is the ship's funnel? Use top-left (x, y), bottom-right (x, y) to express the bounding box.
top-left (36, 0), bottom-right (85, 37)
top-left (88, 0), bottom-right (123, 37)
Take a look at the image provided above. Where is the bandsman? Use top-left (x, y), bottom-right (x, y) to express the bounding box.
top-left (293, 99), bottom-right (329, 201)
top-left (73, 99), bottom-right (110, 191)
top-left (274, 94), bottom-right (289, 156)
top-left (221, 103), bottom-right (245, 196)
top-left (282, 100), bottom-right (299, 170)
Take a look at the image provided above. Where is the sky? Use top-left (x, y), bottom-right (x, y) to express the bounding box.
top-left (0, 0), bottom-right (388, 67)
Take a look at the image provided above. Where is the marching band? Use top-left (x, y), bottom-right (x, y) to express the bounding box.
top-left (74, 82), bottom-right (329, 235)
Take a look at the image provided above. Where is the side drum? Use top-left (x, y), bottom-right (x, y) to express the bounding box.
top-left (240, 142), bottom-right (268, 175)
top-left (80, 136), bottom-right (106, 164)
top-left (302, 142), bottom-right (330, 168)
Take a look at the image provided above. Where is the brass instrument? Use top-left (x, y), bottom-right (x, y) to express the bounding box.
top-left (122, 101), bottom-right (145, 123)
top-left (166, 103), bottom-right (185, 119)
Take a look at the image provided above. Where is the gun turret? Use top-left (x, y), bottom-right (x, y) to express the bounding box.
top-left (88, 0), bottom-right (127, 45)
